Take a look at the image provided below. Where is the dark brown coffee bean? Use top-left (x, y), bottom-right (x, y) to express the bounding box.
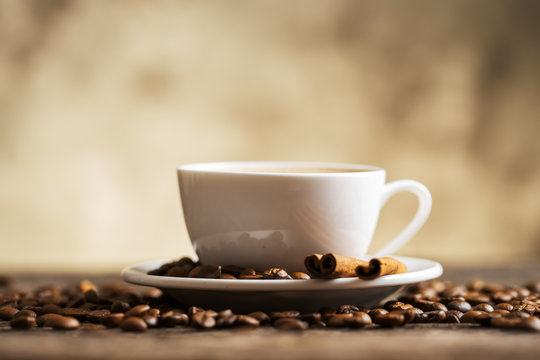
top-left (238, 268), bottom-right (256, 277)
top-left (66, 295), bottom-right (85, 308)
top-left (87, 309), bottom-right (110, 323)
top-left (205, 309), bottom-right (218, 318)
top-left (413, 299), bottom-right (447, 312)
top-left (222, 265), bottom-right (245, 277)
top-left (39, 304), bottom-right (61, 315)
top-left (80, 323), bottom-right (105, 330)
top-left (10, 316), bottom-right (36, 330)
top-left (120, 317), bottom-right (147, 332)
top-left (507, 311), bottom-right (531, 319)
top-left (327, 312), bottom-right (372, 328)
top-left (494, 303), bottom-right (513, 311)
top-left (298, 313), bottom-right (322, 324)
top-left (263, 268), bottom-right (292, 280)
top-left (392, 309), bottom-right (417, 323)
top-left (158, 310), bottom-right (188, 327)
top-left (84, 290), bottom-right (99, 303)
top-left (219, 274), bottom-right (237, 279)
top-left (444, 310), bottom-right (463, 323)
top-left (238, 274), bottom-right (265, 279)
top-left (141, 314), bottom-right (158, 327)
top-left (191, 311), bottom-right (216, 329)
top-left (413, 312), bottom-right (429, 323)
top-left (425, 310), bottom-right (446, 323)
top-left (273, 318), bottom-right (308, 330)
top-left (216, 314), bottom-right (237, 328)
top-left (520, 317), bottom-right (540, 331)
top-left (188, 306), bottom-right (204, 317)
top-left (101, 313), bottom-right (124, 328)
top-left (492, 292), bottom-right (513, 303)
top-left (374, 312), bottom-right (405, 327)
top-left (473, 303), bottom-right (494, 313)
top-left (384, 301), bottom-right (412, 311)
top-left (525, 281), bottom-right (540, 293)
top-left (248, 311), bottom-right (270, 325)
top-left (166, 264), bottom-right (193, 277)
top-left (57, 307), bottom-right (88, 320)
top-left (336, 305), bottom-right (359, 314)
top-left (125, 304), bottom-right (150, 317)
top-left (188, 265), bottom-right (222, 279)
top-left (142, 287), bottom-right (162, 299)
top-left (235, 315), bottom-right (260, 327)
top-left (111, 300), bottom-right (131, 313)
top-left (461, 310), bottom-right (487, 324)
top-left (270, 310), bottom-right (300, 321)
top-left (465, 293), bottom-right (492, 306)
top-left (44, 315), bottom-right (80, 330)
top-left (368, 308), bottom-right (388, 320)
top-left (13, 309), bottom-right (37, 319)
top-left (0, 306), bottom-right (19, 320)
top-left (291, 272), bottom-right (311, 280)
top-left (447, 300), bottom-right (472, 313)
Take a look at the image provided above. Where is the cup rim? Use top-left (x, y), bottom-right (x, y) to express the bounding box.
top-left (177, 161), bottom-right (385, 176)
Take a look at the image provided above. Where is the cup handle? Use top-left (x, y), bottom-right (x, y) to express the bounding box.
top-left (373, 180), bottom-right (432, 256)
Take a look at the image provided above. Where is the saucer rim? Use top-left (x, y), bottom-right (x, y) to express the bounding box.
top-left (121, 256), bottom-right (443, 292)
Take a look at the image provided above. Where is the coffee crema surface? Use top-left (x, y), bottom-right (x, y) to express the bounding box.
top-left (224, 168), bottom-right (370, 173)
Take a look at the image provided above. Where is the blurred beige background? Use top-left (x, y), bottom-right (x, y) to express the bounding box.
top-left (1, 0), bottom-right (539, 272)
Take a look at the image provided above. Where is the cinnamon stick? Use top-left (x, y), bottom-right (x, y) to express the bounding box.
top-left (356, 257), bottom-right (408, 280)
top-left (304, 253), bottom-right (369, 278)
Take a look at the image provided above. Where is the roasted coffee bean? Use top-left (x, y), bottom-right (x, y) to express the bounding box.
top-left (238, 268), bottom-right (256, 277)
top-left (222, 265), bottom-right (245, 277)
top-left (235, 315), bottom-right (260, 327)
top-left (191, 311), bottom-right (216, 329)
top-left (125, 304), bottom-right (150, 317)
top-left (141, 314), bottom-right (158, 327)
top-left (147, 308), bottom-right (160, 317)
top-left (374, 312), bottom-right (405, 327)
top-left (216, 314), bottom-right (237, 328)
top-left (336, 305), bottom-right (359, 314)
top-left (160, 310), bottom-right (189, 327)
top-left (507, 311), bottom-right (531, 319)
top-left (188, 306), bottom-right (204, 317)
top-left (13, 309), bottom-right (37, 319)
top-left (80, 323), bottom-right (105, 330)
top-left (444, 310), bottom-right (463, 323)
top-left (525, 281), bottom-right (540, 293)
top-left (269, 310), bottom-right (300, 322)
top-left (392, 309), bottom-right (417, 323)
top-left (494, 303), bottom-right (513, 311)
top-left (238, 274), bottom-right (264, 280)
top-left (384, 301), bottom-right (412, 311)
top-left (120, 317), bottom-right (147, 332)
top-left (39, 304), bottom-right (61, 315)
top-left (142, 287), bottom-right (162, 300)
top-left (473, 303), bottom-right (494, 313)
top-left (0, 306), bottom-right (19, 320)
top-left (460, 310), bottom-right (487, 324)
top-left (87, 309), bottom-right (111, 323)
top-left (44, 315), bottom-right (80, 330)
top-left (447, 300), bottom-right (472, 313)
top-left (84, 290), bottom-right (99, 303)
top-left (66, 295), bottom-right (85, 308)
top-left (291, 272), bottom-right (311, 280)
top-left (465, 293), bottom-right (492, 306)
top-left (425, 310), bottom-right (446, 323)
top-left (111, 300), bottom-right (131, 313)
top-left (491, 316), bottom-right (540, 332)
top-left (219, 274), bottom-right (237, 280)
top-left (492, 292), bottom-right (513, 303)
top-left (248, 311), bottom-right (270, 325)
top-left (263, 268), bottom-right (292, 280)
top-left (298, 313), bottom-right (322, 324)
top-left (58, 307), bottom-right (88, 320)
top-left (413, 300), bottom-right (448, 312)
top-left (10, 316), bottom-right (36, 330)
top-left (101, 313), bottom-right (124, 328)
top-left (327, 312), bottom-right (372, 328)
top-left (188, 265), bottom-right (222, 279)
top-left (413, 312), bottom-right (429, 323)
top-left (166, 264), bottom-right (193, 277)
top-left (273, 318), bottom-right (308, 330)
top-left (368, 308), bottom-right (388, 320)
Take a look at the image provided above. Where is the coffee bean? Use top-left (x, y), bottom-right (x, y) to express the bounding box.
top-left (10, 315), bottom-right (36, 330)
top-left (392, 309), bottom-right (418, 323)
top-left (248, 312), bottom-right (270, 325)
top-left (44, 315), bottom-right (80, 330)
top-left (460, 310), bottom-right (487, 324)
top-left (425, 310), bottom-right (446, 323)
top-left (447, 300), bottom-right (472, 313)
top-left (336, 305), bottom-right (359, 314)
top-left (111, 301), bottom-right (131, 313)
top-left (368, 308), bottom-right (388, 319)
top-left (384, 301), bottom-right (412, 311)
top-left (269, 310), bottom-right (300, 322)
top-left (188, 306), bottom-right (204, 317)
top-left (0, 306), bottom-right (19, 320)
top-left (374, 312), bottom-right (405, 327)
top-left (238, 274), bottom-right (265, 280)
top-left (141, 314), bottom-right (158, 327)
top-left (219, 274), bottom-right (237, 280)
top-left (159, 310), bottom-right (189, 327)
top-left (87, 309), bottom-right (111, 323)
top-left (166, 264), bottom-right (193, 277)
top-left (57, 307), bottom-right (88, 320)
top-left (465, 293), bottom-right (492, 306)
top-left (298, 313), bottom-right (322, 324)
top-left (125, 304), bottom-right (150, 317)
top-left (191, 311), bottom-right (216, 329)
top-left (507, 311), bottom-right (531, 319)
top-left (263, 268), bottom-right (292, 280)
top-left (327, 312), bottom-right (372, 328)
top-left (492, 292), bottom-right (513, 303)
top-left (222, 265), bottom-right (245, 277)
top-left (494, 303), bottom-right (513, 311)
top-left (291, 272), bottom-right (311, 280)
top-left (101, 313), bottom-right (124, 328)
top-left (235, 315), bottom-right (260, 327)
top-left (39, 304), bottom-right (61, 315)
top-left (120, 317), bottom-right (147, 332)
top-left (273, 318), bottom-right (308, 330)
top-left (188, 265), bottom-right (222, 279)
top-left (238, 268), bottom-right (256, 277)
top-left (84, 289), bottom-right (99, 303)
top-left (413, 300), bottom-right (448, 312)
top-left (216, 314), bottom-right (237, 328)
top-left (525, 281), bottom-right (540, 293)
top-left (473, 303), bottom-right (494, 313)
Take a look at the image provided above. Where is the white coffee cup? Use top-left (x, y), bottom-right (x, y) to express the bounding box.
top-left (177, 161), bottom-right (432, 272)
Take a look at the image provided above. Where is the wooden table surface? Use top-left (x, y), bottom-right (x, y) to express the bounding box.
top-left (1, 264), bottom-right (539, 360)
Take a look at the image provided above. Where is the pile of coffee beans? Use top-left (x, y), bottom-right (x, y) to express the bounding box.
top-left (148, 258), bottom-right (311, 280)
top-left (1, 278), bottom-right (539, 332)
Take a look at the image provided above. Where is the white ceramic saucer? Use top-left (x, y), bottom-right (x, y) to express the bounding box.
top-left (122, 256), bottom-right (443, 313)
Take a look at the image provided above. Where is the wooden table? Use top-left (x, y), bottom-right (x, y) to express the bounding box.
top-left (1, 264), bottom-right (539, 360)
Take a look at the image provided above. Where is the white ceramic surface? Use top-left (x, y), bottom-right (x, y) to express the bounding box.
top-left (122, 256), bottom-right (443, 312)
top-left (177, 161), bottom-right (432, 271)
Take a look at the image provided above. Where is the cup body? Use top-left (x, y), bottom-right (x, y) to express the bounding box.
top-left (178, 161), bottom-right (386, 272)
